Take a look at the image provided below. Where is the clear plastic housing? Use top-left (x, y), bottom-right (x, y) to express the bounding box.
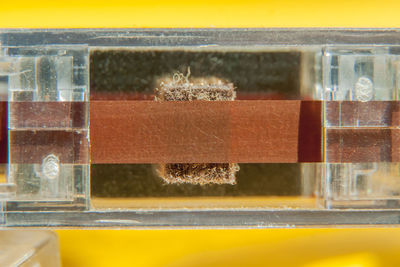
top-left (1, 45), bottom-right (89, 210)
top-left (1, 29), bottom-right (400, 227)
top-left (321, 47), bottom-right (400, 208)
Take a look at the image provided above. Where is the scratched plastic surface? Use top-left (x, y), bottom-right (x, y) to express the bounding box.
top-left (321, 47), bottom-right (400, 208)
top-left (0, 29), bottom-right (400, 227)
top-left (1, 45), bottom-right (90, 210)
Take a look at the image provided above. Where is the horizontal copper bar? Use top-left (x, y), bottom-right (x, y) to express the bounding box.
top-left (9, 130), bottom-right (89, 164)
top-left (326, 128), bottom-right (400, 163)
top-left (5, 100), bottom-right (400, 164)
top-left (0, 101), bottom-right (6, 164)
top-left (9, 102), bottom-right (88, 129)
top-left (325, 101), bottom-right (400, 163)
top-left (90, 100), bottom-right (304, 164)
top-left (325, 101), bottom-right (400, 127)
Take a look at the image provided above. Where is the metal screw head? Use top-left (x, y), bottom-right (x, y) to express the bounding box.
top-left (42, 154), bottom-right (60, 180)
top-left (355, 76), bottom-right (374, 102)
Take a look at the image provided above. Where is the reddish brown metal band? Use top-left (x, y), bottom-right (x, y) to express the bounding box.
top-left (90, 100), bottom-right (321, 164)
top-left (0, 101), bottom-right (6, 164)
top-left (5, 100), bottom-right (400, 164)
top-left (2, 100), bottom-right (322, 164)
top-left (326, 128), bottom-right (400, 163)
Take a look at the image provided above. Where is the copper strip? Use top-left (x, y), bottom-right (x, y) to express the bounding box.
top-left (298, 101), bottom-right (322, 162)
top-left (5, 100), bottom-right (400, 164)
top-left (325, 101), bottom-right (400, 127)
top-left (325, 128), bottom-right (400, 163)
top-left (0, 101), bottom-right (6, 163)
top-left (90, 100), bottom-right (304, 164)
top-left (8, 102), bottom-right (88, 129)
top-left (9, 130), bottom-right (89, 164)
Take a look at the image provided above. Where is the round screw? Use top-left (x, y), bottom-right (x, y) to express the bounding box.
top-left (355, 76), bottom-right (374, 102)
top-left (42, 154), bottom-right (60, 180)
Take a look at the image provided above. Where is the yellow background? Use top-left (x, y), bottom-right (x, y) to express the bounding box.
top-left (0, 0), bottom-right (400, 28)
top-left (2, 0), bottom-right (400, 266)
top-left (57, 228), bottom-right (400, 267)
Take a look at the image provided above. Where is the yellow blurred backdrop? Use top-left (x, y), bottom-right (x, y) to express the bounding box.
top-left (0, 0), bottom-right (400, 28)
top-left (2, 0), bottom-right (400, 266)
top-left (57, 228), bottom-right (400, 267)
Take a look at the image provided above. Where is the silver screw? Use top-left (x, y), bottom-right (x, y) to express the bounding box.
top-left (42, 154), bottom-right (60, 180)
top-left (355, 76), bottom-right (374, 102)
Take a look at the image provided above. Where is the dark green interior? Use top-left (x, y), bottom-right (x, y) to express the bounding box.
top-left (90, 48), bottom-right (302, 197)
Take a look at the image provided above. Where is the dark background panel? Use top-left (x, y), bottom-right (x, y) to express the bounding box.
top-left (91, 164), bottom-right (300, 197)
top-left (90, 50), bottom-right (300, 97)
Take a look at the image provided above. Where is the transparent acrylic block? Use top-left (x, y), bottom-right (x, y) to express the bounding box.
top-left (322, 163), bottom-right (400, 208)
top-left (323, 47), bottom-right (399, 103)
top-left (2, 29), bottom-right (400, 227)
top-left (1, 45), bottom-right (89, 210)
top-left (321, 47), bottom-right (400, 208)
